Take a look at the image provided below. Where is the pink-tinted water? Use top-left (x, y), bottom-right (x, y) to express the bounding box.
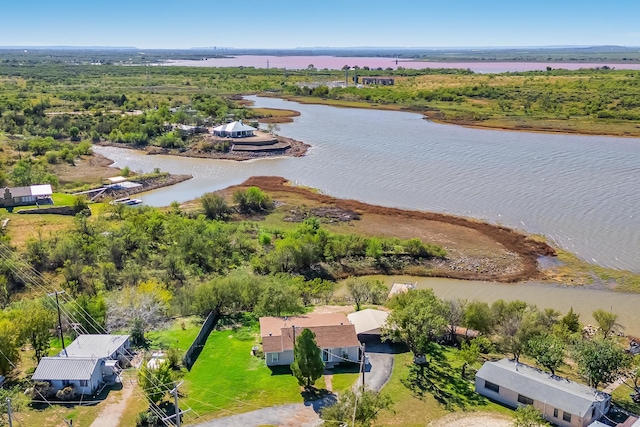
top-left (165, 55), bottom-right (640, 73)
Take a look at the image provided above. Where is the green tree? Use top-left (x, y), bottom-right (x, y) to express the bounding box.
top-left (320, 389), bottom-right (393, 427)
top-left (290, 328), bottom-right (324, 389)
top-left (69, 126), bottom-right (80, 140)
top-left (512, 405), bottom-right (549, 427)
top-left (459, 339), bottom-right (480, 378)
top-left (346, 278), bottom-right (372, 311)
top-left (201, 193), bottom-right (231, 220)
top-left (383, 289), bottom-right (447, 358)
top-left (0, 319), bottom-right (19, 375)
top-left (344, 278), bottom-right (386, 310)
top-left (463, 301), bottom-right (493, 334)
top-left (255, 279), bottom-right (301, 316)
top-left (592, 309), bottom-right (620, 338)
top-left (138, 360), bottom-right (173, 404)
top-left (526, 334), bottom-right (565, 376)
top-left (572, 338), bottom-right (629, 389)
top-left (22, 302), bottom-right (55, 362)
top-left (560, 307), bottom-right (580, 333)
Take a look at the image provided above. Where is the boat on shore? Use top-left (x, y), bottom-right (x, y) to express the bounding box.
top-left (110, 197), bottom-right (143, 206)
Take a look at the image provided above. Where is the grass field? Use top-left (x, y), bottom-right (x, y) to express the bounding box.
top-left (180, 315), bottom-right (358, 420)
top-left (146, 316), bottom-right (204, 351)
top-left (376, 347), bottom-right (513, 426)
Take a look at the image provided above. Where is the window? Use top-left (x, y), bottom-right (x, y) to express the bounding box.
top-left (79, 380), bottom-right (88, 387)
top-left (517, 394), bottom-right (534, 405)
top-left (553, 408), bottom-right (558, 418)
top-left (562, 412), bottom-right (572, 422)
top-left (269, 353), bottom-right (279, 363)
top-left (322, 349), bottom-right (329, 362)
top-left (591, 407), bottom-right (596, 419)
top-left (484, 380), bottom-right (499, 393)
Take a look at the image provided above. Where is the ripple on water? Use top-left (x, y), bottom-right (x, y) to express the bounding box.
top-left (93, 96), bottom-right (640, 272)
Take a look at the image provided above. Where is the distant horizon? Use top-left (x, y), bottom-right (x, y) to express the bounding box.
top-left (2, 1), bottom-right (640, 49)
top-left (2, 44), bottom-right (640, 51)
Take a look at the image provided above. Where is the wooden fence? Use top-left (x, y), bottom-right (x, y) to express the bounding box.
top-left (183, 309), bottom-right (219, 371)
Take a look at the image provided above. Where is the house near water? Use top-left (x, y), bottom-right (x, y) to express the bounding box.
top-left (476, 358), bottom-right (611, 427)
top-left (1, 184), bottom-right (53, 211)
top-left (259, 313), bottom-right (360, 367)
top-left (212, 120), bottom-right (256, 138)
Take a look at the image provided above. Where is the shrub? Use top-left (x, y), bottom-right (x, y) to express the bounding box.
top-left (55, 385), bottom-right (77, 401)
top-left (201, 193), bottom-right (231, 220)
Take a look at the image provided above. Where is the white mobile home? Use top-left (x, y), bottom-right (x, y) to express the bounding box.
top-left (476, 358), bottom-right (611, 427)
top-left (32, 357), bottom-right (105, 395)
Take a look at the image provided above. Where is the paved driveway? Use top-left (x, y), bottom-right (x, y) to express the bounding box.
top-left (357, 341), bottom-right (395, 392)
top-left (192, 395), bottom-right (336, 427)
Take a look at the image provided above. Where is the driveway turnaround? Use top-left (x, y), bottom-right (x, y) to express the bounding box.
top-left (193, 395), bottom-right (336, 427)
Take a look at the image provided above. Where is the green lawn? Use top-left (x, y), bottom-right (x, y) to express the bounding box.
top-left (376, 346), bottom-right (513, 426)
top-left (146, 316), bottom-right (204, 351)
top-left (180, 315), bottom-right (358, 419)
top-left (612, 379), bottom-right (640, 415)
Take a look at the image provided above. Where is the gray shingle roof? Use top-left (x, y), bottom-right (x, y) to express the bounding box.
top-left (61, 334), bottom-right (129, 359)
top-left (32, 357), bottom-right (101, 381)
top-left (476, 358), bottom-right (610, 417)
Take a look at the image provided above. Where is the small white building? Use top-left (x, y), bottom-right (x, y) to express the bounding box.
top-left (32, 357), bottom-right (106, 395)
top-left (476, 358), bottom-right (611, 427)
top-left (212, 120), bottom-right (256, 138)
top-left (260, 313), bottom-right (360, 367)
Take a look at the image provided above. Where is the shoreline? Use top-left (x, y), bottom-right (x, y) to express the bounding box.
top-left (262, 94), bottom-right (640, 138)
top-left (95, 134), bottom-right (310, 161)
top-left (94, 173), bottom-right (193, 201)
top-left (218, 176), bottom-right (556, 284)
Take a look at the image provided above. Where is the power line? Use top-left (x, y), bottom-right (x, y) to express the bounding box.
top-left (0, 244), bottom-right (190, 425)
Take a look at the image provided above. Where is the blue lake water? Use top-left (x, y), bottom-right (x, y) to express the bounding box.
top-left (94, 96), bottom-right (640, 273)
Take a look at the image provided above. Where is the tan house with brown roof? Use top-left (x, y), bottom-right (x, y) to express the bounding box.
top-left (259, 313), bottom-right (361, 367)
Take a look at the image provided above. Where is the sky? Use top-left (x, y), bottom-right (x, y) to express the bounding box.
top-left (2, 0), bottom-right (640, 49)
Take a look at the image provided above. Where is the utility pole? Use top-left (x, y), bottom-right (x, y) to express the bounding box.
top-left (290, 325), bottom-right (297, 376)
top-left (6, 398), bottom-right (13, 427)
top-left (360, 343), bottom-right (366, 390)
top-left (164, 381), bottom-right (189, 427)
top-left (48, 290), bottom-right (66, 356)
top-left (173, 384), bottom-right (181, 427)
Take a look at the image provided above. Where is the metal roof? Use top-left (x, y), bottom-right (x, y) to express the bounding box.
top-left (347, 309), bottom-right (389, 335)
top-left (3, 184), bottom-right (52, 198)
top-left (476, 358), bottom-right (610, 417)
top-left (32, 357), bottom-right (102, 381)
top-left (213, 120), bottom-right (256, 133)
top-left (30, 184), bottom-right (53, 196)
top-left (4, 186), bottom-right (31, 198)
top-left (61, 334), bottom-right (130, 359)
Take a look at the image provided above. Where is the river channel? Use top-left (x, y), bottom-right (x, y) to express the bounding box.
top-left (94, 96), bottom-right (640, 274)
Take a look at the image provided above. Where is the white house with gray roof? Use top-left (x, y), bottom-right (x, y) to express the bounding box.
top-left (32, 357), bottom-right (106, 395)
top-left (476, 358), bottom-right (611, 427)
top-left (60, 334), bottom-right (130, 359)
top-left (32, 334), bottom-right (131, 396)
